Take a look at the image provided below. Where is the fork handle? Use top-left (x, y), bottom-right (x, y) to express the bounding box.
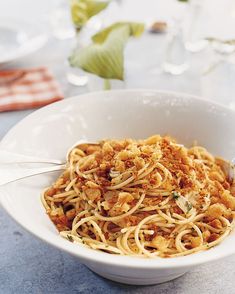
top-left (0, 164), bottom-right (66, 186)
top-left (0, 149), bottom-right (64, 165)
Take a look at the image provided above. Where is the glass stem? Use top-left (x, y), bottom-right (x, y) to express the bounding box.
top-left (103, 79), bottom-right (111, 90)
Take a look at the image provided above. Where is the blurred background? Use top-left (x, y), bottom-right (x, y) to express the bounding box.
top-left (1, 0), bottom-right (235, 134)
top-left (0, 0), bottom-right (235, 93)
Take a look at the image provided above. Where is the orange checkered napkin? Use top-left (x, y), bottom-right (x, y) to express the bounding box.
top-left (0, 67), bottom-right (64, 112)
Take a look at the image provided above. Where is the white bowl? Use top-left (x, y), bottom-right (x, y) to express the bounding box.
top-left (1, 90), bottom-right (235, 285)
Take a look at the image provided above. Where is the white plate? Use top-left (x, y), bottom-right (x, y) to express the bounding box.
top-left (0, 90), bottom-right (235, 285)
top-left (0, 19), bottom-right (48, 66)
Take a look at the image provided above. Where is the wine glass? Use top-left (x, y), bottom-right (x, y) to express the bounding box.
top-left (184, 0), bottom-right (208, 53)
top-left (162, 17), bottom-right (189, 75)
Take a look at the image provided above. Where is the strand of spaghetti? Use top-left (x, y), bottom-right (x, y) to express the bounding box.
top-left (51, 190), bottom-right (77, 199)
top-left (175, 229), bottom-right (192, 252)
top-left (149, 222), bottom-right (175, 228)
top-left (60, 231), bottom-right (84, 244)
top-left (69, 164), bottom-right (75, 183)
top-left (147, 190), bottom-right (171, 196)
top-left (122, 187), bottom-right (146, 192)
top-left (109, 170), bottom-right (134, 184)
top-left (78, 154), bottom-right (95, 169)
top-left (72, 210), bottom-right (89, 227)
top-left (89, 220), bottom-right (107, 243)
top-left (63, 196), bottom-right (80, 204)
top-left (97, 200), bottom-right (102, 211)
top-left (62, 192), bottom-right (79, 203)
top-left (107, 164), bottom-right (149, 190)
top-left (137, 165), bottom-right (156, 180)
top-left (71, 216), bottom-right (97, 235)
top-left (140, 204), bottom-right (171, 211)
top-left (122, 226), bottom-right (156, 255)
top-left (83, 238), bottom-right (123, 254)
top-left (54, 178), bottom-right (65, 189)
top-left (107, 174), bottom-right (136, 190)
top-left (73, 184), bottom-right (80, 195)
top-left (147, 172), bottom-right (163, 190)
top-left (69, 147), bottom-right (85, 159)
top-left (196, 222), bottom-right (223, 233)
top-left (50, 202), bottom-right (57, 212)
top-left (102, 221), bottom-right (109, 234)
top-left (41, 189), bottom-right (50, 211)
top-left (172, 213), bottom-right (187, 220)
top-left (160, 196), bottom-right (173, 206)
top-left (75, 163), bottom-right (92, 179)
top-left (219, 216), bottom-right (233, 227)
top-left (87, 200), bottom-right (97, 209)
top-left (116, 235), bottom-right (130, 255)
top-left (49, 197), bottom-right (69, 203)
top-left (169, 224), bottom-right (187, 238)
top-left (171, 226), bottom-right (232, 257)
top-left (89, 243), bottom-right (122, 254)
top-left (158, 209), bottom-right (197, 225)
top-left (83, 167), bottom-right (99, 174)
top-left (193, 213), bottom-right (204, 222)
top-left (126, 180), bottom-right (149, 187)
top-left (140, 196), bottom-right (172, 211)
top-left (121, 227), bottom-right (137, 254)
top-left (94, 193), bottom-right (145, 221)
top-left (65, 178), bottom-right (77, 192)
top-left (190, 223), bottom-right (203, 246)
top-left (134, 214), bottom-right (163, 257)
top-left (156, 162), bottom-right (172, 182)
top-left (160, 227), bottom-right (172, 233)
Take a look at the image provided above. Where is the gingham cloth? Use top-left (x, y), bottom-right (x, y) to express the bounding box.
top-left (0, 67), bottom-right (64, 112)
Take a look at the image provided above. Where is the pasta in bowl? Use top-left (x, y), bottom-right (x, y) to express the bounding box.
top-left (1, 90), bottom-right (235, 284)
top-left (42, 135), bottom-right (235, 258)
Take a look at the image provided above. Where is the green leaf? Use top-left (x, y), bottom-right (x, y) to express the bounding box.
top-left (69, 22), bottom-right (145, 80)
top-left (71, 0), bottom-right (109, 28)
top-left (175, 195), bottom-right (193, 215)
top-left (92, 22), bottom-right (145, 44)
top-left (70, 26), bottom-right (129, 80)
top-left (172, 191), bottom-right (180, 199)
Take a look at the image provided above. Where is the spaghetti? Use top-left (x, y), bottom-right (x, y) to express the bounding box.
top-left (42, 135), bottom-right (235, 257)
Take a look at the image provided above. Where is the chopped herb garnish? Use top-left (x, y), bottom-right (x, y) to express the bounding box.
top-left (186, 202), bottom-right (193, 212)
top-left (67, 235), bottom-right (74, 242)
top-left (172, 191), bottom-right (180, 199)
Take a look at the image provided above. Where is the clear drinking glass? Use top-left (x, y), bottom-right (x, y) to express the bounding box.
top-left (185, 0), bottom-right (208, 53)
top-left (162, 18), bottom-right (189, 75)
top-left (202, 41), bottom-right (235, 109)
top-left (66, 29), bottom-right (89, 87)
top-left (66, 1), bottom-right (104, 87)
top-left (49, 0), bottom-right (75, 40)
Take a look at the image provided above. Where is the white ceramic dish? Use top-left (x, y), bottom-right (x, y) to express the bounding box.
top-left (0, 90), bottom-right (235, 285)
top-left (0, 19), bottom-right (48, 66)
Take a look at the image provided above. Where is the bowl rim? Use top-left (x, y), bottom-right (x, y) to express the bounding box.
top-left (1, 89), bottom-right (235, 269)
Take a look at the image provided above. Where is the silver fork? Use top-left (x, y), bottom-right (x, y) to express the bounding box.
top-left (0, 164), bottom-right (67, 186)
top-left (0, 150), bottom-right (66, 186)
top-left (0, 141), bottom-right (98, 186)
